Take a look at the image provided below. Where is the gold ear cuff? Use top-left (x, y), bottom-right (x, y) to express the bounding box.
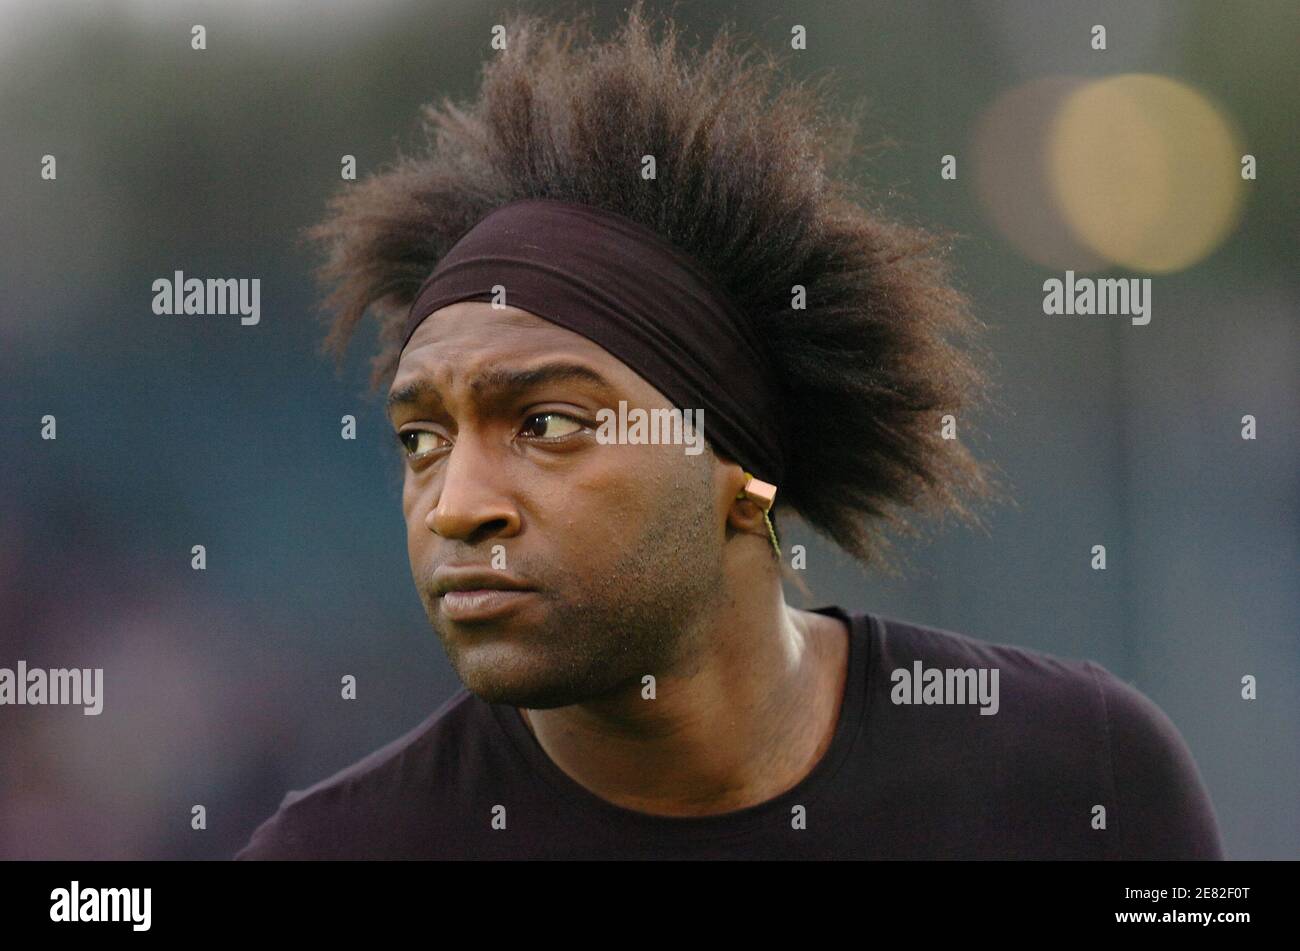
top-left (736, 471), bottom-right (780, 558)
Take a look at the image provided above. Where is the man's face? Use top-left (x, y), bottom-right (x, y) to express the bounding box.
top-left (388, 302), bottom-right (728, 709)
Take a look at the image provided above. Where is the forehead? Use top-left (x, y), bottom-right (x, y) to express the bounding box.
top-left (390, 301), bottom-right (642, 399)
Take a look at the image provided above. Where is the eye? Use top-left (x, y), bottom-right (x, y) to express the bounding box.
top-left (520, 412), bottom-right (583, 440)
top-left (398, 430), bottom-right (448, 457)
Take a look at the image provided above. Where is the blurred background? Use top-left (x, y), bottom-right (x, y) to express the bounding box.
top-left (0, 0), bottom-right (1295, 859)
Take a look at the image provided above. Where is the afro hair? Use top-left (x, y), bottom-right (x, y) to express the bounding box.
top-left (302, 0), bottom-right (1003, 573)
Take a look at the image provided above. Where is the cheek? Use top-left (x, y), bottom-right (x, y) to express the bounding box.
top-left (533, 472), bottom-right (638, 555)
top-left (542, 452), bottom-right (681, 552)
top-left (402, 478), bottom-right (429, 555)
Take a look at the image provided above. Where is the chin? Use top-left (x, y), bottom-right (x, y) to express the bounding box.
top-left (451, 642), bottom-right (595, 709)
top-left (462, 674), bottom-right (590, 710)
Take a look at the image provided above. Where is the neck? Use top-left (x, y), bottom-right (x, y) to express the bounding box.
top-left (518, 547), bottom-right (850, 816)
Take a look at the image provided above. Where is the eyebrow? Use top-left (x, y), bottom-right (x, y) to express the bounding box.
top-left (386, 360), bottom-right (616, 416)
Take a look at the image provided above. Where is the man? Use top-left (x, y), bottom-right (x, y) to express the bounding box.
top-left (236, 4), bottom-right (1222, 859)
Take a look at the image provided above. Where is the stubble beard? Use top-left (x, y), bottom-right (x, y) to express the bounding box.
top-left (430, 477), bottom-right (725, 709)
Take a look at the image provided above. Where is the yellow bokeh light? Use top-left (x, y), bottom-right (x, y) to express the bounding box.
top-left (1047, 74), bottom-right (1245, 273)
top-left (972, 77), bottom-right (1108, 272)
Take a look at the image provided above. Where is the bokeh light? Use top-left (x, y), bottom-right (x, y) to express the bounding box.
top-left (972, 76), bottom-right (1108, 272)
top-left (1047, 74), bottom-right (1245, 273)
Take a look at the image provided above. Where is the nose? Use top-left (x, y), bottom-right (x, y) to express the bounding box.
top-left (423, 435), bottom-right (522, 544)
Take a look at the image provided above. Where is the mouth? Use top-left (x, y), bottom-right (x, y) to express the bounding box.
top-left (430, 565), bottom-right (539, 622)
top-left (438, 588), bottom-right (538, 622)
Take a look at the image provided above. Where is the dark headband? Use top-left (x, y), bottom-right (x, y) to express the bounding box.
top-left (400, 197), bottom-right (787, 488)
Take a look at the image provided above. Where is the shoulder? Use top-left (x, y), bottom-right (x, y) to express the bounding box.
top-left (234, 689), bottom-right (483, 860)
top-left (867, 611), bottom-right (1102, 709)
top-left (862, 612), bottom-right (1223, 858)
top-left (1083, 662), bottom-right (1225, 859)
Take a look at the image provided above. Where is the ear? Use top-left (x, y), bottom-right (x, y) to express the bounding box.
top-left (723, 467), bottom-right (778, 535)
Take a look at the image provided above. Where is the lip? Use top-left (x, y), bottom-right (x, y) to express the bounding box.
top-left (430, 566), bottom-right (538, 622)
top-left (440, 588), bottom-right (538, 622)
top-left (430, 566), bottom-right (537, 597)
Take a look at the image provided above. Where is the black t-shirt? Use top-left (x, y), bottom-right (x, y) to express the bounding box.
top-left (234, 607), bottom-right (1224, 859)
